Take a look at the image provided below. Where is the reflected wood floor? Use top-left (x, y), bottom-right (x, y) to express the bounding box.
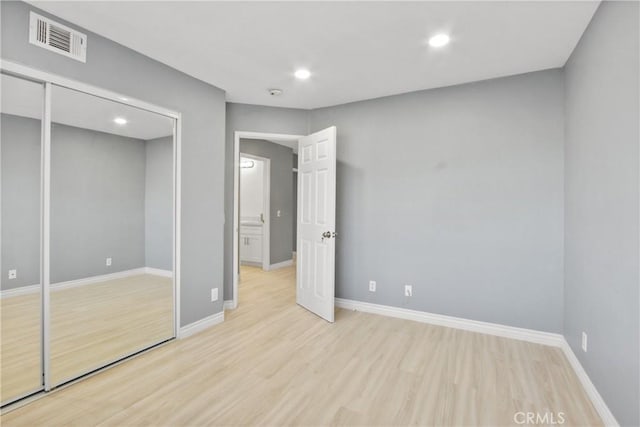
top-left (0, 274), bottom-right (173, 403)
top-left (1, 265), bottom-right (601, 426)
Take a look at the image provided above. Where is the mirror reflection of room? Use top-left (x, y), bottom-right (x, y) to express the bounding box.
top-left (48, 85), bottom-right (175, 387)
top-left (0, 73), bottom-right (44, 404)
top-left (0, 72), bottom-right (177, 405)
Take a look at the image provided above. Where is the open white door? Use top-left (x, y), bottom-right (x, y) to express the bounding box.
top-left (296, 126), bottom-right (337, 322)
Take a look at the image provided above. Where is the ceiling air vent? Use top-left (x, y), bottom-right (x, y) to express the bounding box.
top-left (29, 12), bottom-right (87, 63)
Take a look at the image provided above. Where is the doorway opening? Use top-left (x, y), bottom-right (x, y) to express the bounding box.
top-left (232, 132), bottom-right (301, 310)
top-left (239, 153), bottom-right (270, 271)
top-left (231, 128), bottom-right (337, 322)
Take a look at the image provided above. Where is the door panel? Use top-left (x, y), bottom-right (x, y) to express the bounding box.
top-left (48, 84), bottom-right (175, 387)
top-left (296, 127), bottom-right (336, 322)
top-left (0, 73), bottom-right (44, 404)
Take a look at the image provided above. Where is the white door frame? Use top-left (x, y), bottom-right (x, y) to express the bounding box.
top-left (238, 152), bottom-right (270, 271)
top-left (232, 131), bottom-right (303, 309)
top-left (0, 60), bottom-right (182, 394)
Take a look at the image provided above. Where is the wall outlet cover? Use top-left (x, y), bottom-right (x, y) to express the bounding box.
top-left (106, 257), bottom-right (112, 266)
top-left (211, 288), bottom-right (219, 302)
top-left (404, 285), bottom-right (413, 297)
top-left (8, 269), bottom-right (17, 279)
top-left (369, 280), bottom-right (376, 292)
top-left (581, 332), bottom-right (588, 352)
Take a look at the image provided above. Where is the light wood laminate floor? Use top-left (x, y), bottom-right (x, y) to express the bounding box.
top-left (0, 274), bottom-right (173, 403)
top-left (1, 265), bottom-right (601, 426)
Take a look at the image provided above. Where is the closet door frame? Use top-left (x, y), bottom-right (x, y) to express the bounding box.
top-left (0, 71), bottom-right (46, 407)
top-left (0, 60), bottom-right (182, 392)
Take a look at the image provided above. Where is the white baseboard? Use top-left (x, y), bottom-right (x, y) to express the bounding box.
top-left (223, 300), bottom-right (236, 310)
top-left (143, 267), bottom-right (173, 278)
top-left (1, 267), bottom-right (172, 298)
top-left (178, 311), bottom-right (224, 339)
top-left (559, 340), bottom-right (619, 426)
top-left (0, 284), bottom-right (41, 299)
top-left (335, 298), bottom-right (564, 347)
top-left (240, 261), bottom-right (262, 268)
top-left (52, 268), bottom-right (147, 291)
top-left (268, 259), bottom-right (294, 271)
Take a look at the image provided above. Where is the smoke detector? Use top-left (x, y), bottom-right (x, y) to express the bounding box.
top-left (268, 88), bottom-right (283, 96)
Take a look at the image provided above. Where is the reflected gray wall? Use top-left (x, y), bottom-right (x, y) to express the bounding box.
top-left (1, 114), bottom-right (41, 290)
top-left (225, 103), bottom-right (309, 300)
top-left (309, 70), bottom-right (565, 333)
top-left (145, 136), bottom-right (173, 271)
top-left (50, 123), bottom-right (146, 283)
top-left (1, 1), bottom-right (226, 325)
top-left (2, 113), bottom-right (174, 289)
top-left (564, 1), bottom-right (640, 424)
top-left (240, 138), bottom-right (293, 265)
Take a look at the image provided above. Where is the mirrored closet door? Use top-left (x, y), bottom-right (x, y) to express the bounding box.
top-left (0, 73), bottom-right (45, 404)
top-left (49, 85), bottom-right (176, 387)
top-left (1, 63), bottom-right (179, 405)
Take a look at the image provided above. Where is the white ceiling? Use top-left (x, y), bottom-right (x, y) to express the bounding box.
top-left (1, 74), bottom-right (174, 140)
top-left (29, 1), bottom-right (599, 109)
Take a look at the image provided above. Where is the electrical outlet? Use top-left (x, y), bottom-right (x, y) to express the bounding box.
top-left (8, 269), bottom-right (17, 280)
top-left (106, 257), bottom-right (112, 266)
top-left (369, 280), bottom-right (376, 292)
top-left (404, 285), bottom-right (412, 297)
top-left (211, 288), bottom-right (219, 302)
top-left (277, 210), bottom-right (281, 217)
top-left (581, 332), bottom-right (588, 352)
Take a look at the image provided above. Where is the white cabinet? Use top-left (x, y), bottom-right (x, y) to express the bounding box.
top-left (240, 225), bottom-right (263, 265)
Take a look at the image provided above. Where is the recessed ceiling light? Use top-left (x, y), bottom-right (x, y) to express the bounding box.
top-left (294, 69), bottom-right (311, 80)
top-left (428, 33), bottom-right (450, 48)
top-left (113, 117), bottom-right (127, 125)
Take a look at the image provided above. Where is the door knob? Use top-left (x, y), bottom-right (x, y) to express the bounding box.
top-left (321, 231), bottom-right (337, 241)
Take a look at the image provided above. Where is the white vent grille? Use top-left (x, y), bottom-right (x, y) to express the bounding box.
top-left (29, 12), bottom-right (87, 63)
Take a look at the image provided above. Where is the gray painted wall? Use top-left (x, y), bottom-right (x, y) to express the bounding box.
top-left (145, 136), bottom-right (173, 271)
top-left (309, 70), bottom-right (565, 333)
top-left (225, 103), bottom-right (308, 300)
top-left (1, 1), bottom-right (226, 326)
top-left (226, 73), bottom-right (565, 333)
top-left (1, 114), bottom-right (41, 290)
top-left (564, 2), bottom-right (640, 425)
top-left (50, 123), bottom-right (146, 283)
top-left (240, 138), bottom-right (293, 265)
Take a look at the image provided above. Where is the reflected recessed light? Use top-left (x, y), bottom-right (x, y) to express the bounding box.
top-left (294, 69), bottom-right (311, 80)
top-left (428, 33), bottom-right (450, 48)
top-left (113, 117), bottom-right (127, 125)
